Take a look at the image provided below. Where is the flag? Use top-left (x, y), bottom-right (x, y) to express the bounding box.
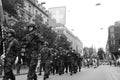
top-left (49, 6), bottom-right (66, 27)
top-left (0, 0), bottom-right (4, 24)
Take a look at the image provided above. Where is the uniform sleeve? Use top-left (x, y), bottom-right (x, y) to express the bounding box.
top-left (6, 40), bottom-right (14, 55)
top-left (14, 39), bottom-right (20, 56)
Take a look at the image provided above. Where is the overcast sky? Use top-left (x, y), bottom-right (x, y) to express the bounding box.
top-left (38, 0), bottom-right (120, 49)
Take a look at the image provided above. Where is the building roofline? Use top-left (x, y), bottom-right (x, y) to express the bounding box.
top-left (27, 0), bottom-right (49, 17)
top-left (49, 6), bottom-right (66, 10)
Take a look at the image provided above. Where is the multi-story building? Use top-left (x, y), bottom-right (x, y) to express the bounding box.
top-left (108, 21), bottom-right (120, 59)
top-left (53, 26), bottom-right (83, 55)
top-left (3, 0), bottom-right (49, 26)
top-left (48, 6), bottom-right (83, 55)
top-left (20, 0), bottom-right (49, 24)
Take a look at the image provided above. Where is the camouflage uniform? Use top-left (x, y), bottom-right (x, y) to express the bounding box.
top-left (72, 51), bottom-right (78, 73)
top-left (40, 43), bottom-right (51, 80)
top-left (0, 57), bottom-right (3, 75)
top-left (3, 36), bottom-right (19, 80)
top-left (67, 49), bottom-right (74, 75)
top-left (63, 51), bottom-right (69, 73)
top-left (77, 54), bottom-right (82, 72)
top-left (58, 49), bottom-right (64, 75)
top-left (52, 49), bottom-right (59, 74)
top-left (25, 30), bottom-right (42, 80)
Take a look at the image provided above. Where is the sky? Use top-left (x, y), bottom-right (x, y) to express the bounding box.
top-left (38, 0), bottom-right (120, 50)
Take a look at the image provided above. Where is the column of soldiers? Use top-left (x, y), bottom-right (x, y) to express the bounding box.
top-left (0, 23), bottom-right (83, 80)
top-left (38, 47), bottom-right (83, 77)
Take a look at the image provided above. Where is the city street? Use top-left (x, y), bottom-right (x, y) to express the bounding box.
top-left (15, 65), bottom-right (120, 80)
top-left (1, 0), bottom-right (120, 80)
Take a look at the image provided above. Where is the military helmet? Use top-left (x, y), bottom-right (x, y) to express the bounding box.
top-left (27, 23), bottom-right (37, 30)
top-left (69, 47), bottom-right (72, 50)
top-left (44, 41), bottom-right (48, 46)
top-left (59, 47), bottom-right (63, 50)
top-left (7, 29), bottom-right (16, 36)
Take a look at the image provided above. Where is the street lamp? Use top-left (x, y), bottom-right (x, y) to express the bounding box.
top-left (41, 2), bottom-right (46, 5)
top-left (96, 3), bottom-right (101, 6)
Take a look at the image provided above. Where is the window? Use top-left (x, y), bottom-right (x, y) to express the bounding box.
top-left (28, 17), bottom-right (31, 21)
top-left (29, 5), bottom-right (31, 11)
top-left (36, 10), bottom-right (38, 14)
top-left (119, 40), bottom-right (120, 45)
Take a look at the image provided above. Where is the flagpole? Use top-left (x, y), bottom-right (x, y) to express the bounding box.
top-left (0, 0), bottom-right (5, 59)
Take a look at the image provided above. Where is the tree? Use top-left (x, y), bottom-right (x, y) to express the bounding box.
top-left (34, 14), bottom-right (71, 49)
top-left (55, 34), bottom-right (71, 50)
top-left (12, 20), bottom-right (29, 41)
top-left (34, 14), bottom-right (58, 47)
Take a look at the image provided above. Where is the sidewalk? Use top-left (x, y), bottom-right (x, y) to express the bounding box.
top-left (0, 67), bottom-right (96, 78)
top-left (0, 68), bottom-right (29, 78)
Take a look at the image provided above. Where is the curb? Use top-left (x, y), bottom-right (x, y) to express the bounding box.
top-left (0, 72), bottom-right (39, 78)
top-left (0, 72), bottom-right (28, 78)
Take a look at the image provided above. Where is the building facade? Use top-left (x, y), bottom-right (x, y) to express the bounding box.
top-left (20, 0), bottom-right (49, 24)
top-left (52, 26), bottom-right (83, 55)
top-left (3, 0), bottom-right (49, 26)
top-left (108, 21), bottom-right (120, 59)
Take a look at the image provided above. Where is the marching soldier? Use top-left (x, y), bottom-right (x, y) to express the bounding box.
top-left (40, 41), bottom-right (51, 80)
top-left (67, 47), bottom-right (74, 75)
top-left (24, 23), bottom-right (43, 80)
top-left (2, 29), bottom-right (20, 80)
top-left (52, 49), bottom-right (59, 74)
top-left (63, 50), bottom-right (69, 73)
top-left (77, 54), bottom-right (82, 72)
top-left (72, 50), bottom-right (78, 73)
top-left (58, 47), bottom-right (64, 75)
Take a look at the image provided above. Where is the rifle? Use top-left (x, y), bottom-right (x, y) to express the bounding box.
top-left (0, 24), bottom-right (6, 60)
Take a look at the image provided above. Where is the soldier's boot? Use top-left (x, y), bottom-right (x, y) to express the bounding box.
top-left (43, 75), bottom-right (49, 80)
top-left (79, 67), bottom-right (81, 72)
top-left (43, 77), bottom-right (46, 80)
top-left (33, 74), bottom-right (37, 80)
top-left (27, 78), bottom-right (32, 80)
top-left (79, 69), bottom-right (81, 72)
top-left (70, 69), bottom-right (73, 75)
top-left (10, 76), bottom-right (15, 80)
top-left (38, 72), bottom-right (41, 75)
top-left (9, 71), bottom-right (15, 80)
top-left (70, 72), bottom-right (73, 76)
top-left (10, 74), bottom-right (15, 80)
top-left (2, 77), bottom-right (8, 80)
top-left (2, 78), bottom-right (8, 80)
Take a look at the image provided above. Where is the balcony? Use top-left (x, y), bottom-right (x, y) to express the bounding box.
top-left (27, 0), bottom-right (49, 17)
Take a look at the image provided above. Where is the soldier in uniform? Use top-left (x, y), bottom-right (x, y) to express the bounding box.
top-left (40, 41), bottom-right (51, 80)
top-left (2, 29), bottom-right (20, 80)
top-left (24, 24), bottom-right (43, 80)
top-left (58, 47), bottom-right (64, 75)
top-left (52, 49), bottom-right (59, 74)
top-left (72, 50), bottom-right (78, 73)
top-left (50, 49), bottom-right (57, 74)
top-left (77, 54), bottom-right (82, 72)
top-left (63, 50), bottom-right (69, 73)
top-left (67, 47), bottom-right (74, 75)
